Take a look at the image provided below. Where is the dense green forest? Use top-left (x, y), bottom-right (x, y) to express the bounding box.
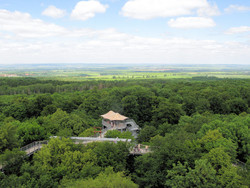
top-left (0, 77), bottom-right (249, 187)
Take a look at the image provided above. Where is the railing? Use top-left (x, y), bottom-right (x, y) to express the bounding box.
top-left (20, 140), bottom-right (48, 156)
top-left (0, 141), bottom-right (48, 171)
top-left (1, 137), bottom-right (248, 173)
top-left (0, 137), bottom-right (149, 172)
top-left (130, 144), bottom-right (151, 155)
top-left (125, 119), bottom-right (140, 131)
top-left (126, 119), bottom-right (139, 127)
top-left (70, 137), bottom-right (132, 143)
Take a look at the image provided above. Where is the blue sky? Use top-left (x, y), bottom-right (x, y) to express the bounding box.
top-left (0, 0), bottom-right (250, 64)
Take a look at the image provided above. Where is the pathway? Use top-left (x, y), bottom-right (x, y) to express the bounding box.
top-left (0, 137), bottom-right (150, 171)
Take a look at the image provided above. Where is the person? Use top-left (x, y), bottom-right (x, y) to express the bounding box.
top-left (115, 137), bottom-right (118, 144)
top-left (145, 145), bottom-right (149, 152)
top-left (138, 144), bottom-right (141, 152)
top-left (134, 145), bottom-right (137, 153)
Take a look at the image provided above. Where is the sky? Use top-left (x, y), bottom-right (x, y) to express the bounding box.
top-left (0, 0), bottom-right (250, 65)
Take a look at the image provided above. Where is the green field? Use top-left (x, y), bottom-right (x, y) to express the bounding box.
top-left (0, 64), bottom-right (249, 81)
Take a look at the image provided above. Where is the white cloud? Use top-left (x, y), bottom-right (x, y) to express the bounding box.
top-left (197, 3), bottom-right (220, 16)
top-left (1, 33), bottom-right (249, 64)
top-left (121, 0), bottom-right (220, 19)
top-left (0, 9), bottom-right (249, 65)
top-left (225, 5), bottom-right (250, 12)
top-left (0, 9), bottom-right (67, 38)
top-left (42, 5), bottom-right (66, 18)
top-left (71, 0), bottom-right (108, 21)
top-left (225, 26), bottom-right (250, 34)
top-left (168, 17), bottom-right (216, 29)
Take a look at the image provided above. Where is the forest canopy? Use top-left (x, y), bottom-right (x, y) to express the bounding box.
top-left (0, 77), bottom-right (249, 187)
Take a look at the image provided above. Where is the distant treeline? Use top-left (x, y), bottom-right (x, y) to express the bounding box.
top-left (0, 77), bottom-right (128, 95)
top-left (0, 76), bottom-right (228, 95)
